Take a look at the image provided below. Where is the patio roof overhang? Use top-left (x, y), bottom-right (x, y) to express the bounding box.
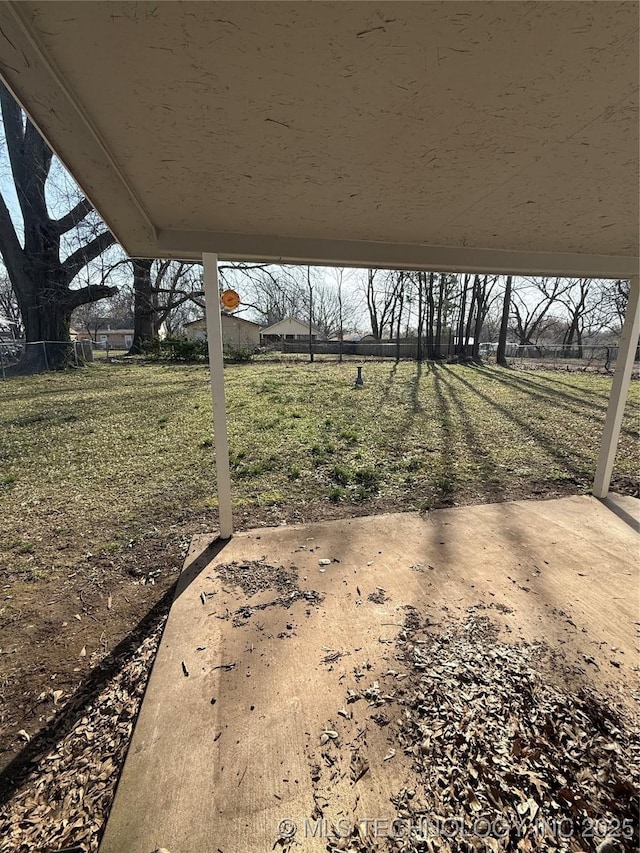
top-left (0, 0), bottom-right (637, 278)
top-left (0, 1), bottom-right (638, 535)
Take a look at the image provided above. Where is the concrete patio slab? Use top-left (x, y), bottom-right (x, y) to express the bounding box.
top-left (100, 495), bottom-right (639, 853)
top-left (601, 494), bottom-right (640, 532)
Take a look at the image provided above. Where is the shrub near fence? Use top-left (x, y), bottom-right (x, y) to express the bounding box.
top-left (144, 336), bottom-right (208, 361)
top-left (143, 336), bottom-right (255, 363)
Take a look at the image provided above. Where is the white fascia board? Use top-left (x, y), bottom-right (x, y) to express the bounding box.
top-left (157, 230), bottom-right (639, 280)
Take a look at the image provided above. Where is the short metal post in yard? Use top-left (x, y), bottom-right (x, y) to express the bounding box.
top-left (355, 365), bottom-right (364, 388)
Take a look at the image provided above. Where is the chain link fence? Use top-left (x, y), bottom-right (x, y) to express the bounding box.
top-left (279, 338), bottom-right (467, 360)
top-left (0, 340), bottom-right (93, 378)
top-left (478, 343), bottom-right (640, 373)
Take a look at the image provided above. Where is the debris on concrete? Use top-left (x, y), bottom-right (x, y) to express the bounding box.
top-left (314, 609), bottom-right (639, 853)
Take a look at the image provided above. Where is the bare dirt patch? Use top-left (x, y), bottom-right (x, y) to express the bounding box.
top-left (0, 621), bottom-right (163, 853)
top-left (0, 535), bottom-right (184, 794)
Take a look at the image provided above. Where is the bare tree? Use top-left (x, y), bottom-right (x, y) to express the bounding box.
top-left (224, 264), bottom-right (304, 327)
top-left (307, 266), bottom-right (314, 362)
top-left (151, 261), bottom-right (203, 334)
top-left (0, 83), bottom-right (117, 370)
top-left (394, 271), bottom-right (406, 361)
top-left (416, 271), bottom-right (425, 361)
top-left (559, 278), bottom-right (596, 357)
top-left (510, 277), bottom-right (572, 346)
top-left (455, 273), bottom-right (472, 355)
top-left (363, 269), bottom-right (405, 340)
top-left (72, 301), bottom-right (108, 342)
top-left (470, 275), bottom-right (499, 359)
top-left (335, 268), bottom-right (345, 362)
top-left (601, 279), bottom-right (630, 333)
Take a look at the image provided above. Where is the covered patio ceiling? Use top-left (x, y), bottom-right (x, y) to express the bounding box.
top-left (0, 0), bottom-right (638, 277)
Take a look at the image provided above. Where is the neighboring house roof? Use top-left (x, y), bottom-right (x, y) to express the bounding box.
top-left (76, 318), bottom-right (133, 330)
top-left (184, 314), bottom-right (260, 328)
top-left (261, 316), bottom-right (321, 336)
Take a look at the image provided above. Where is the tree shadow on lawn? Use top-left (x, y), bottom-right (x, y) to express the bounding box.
top-left (478, 365), bottom-right (639, 442)
top-left (380, 361), bottom-right (399, 404)
top-left (442, 365), bottom-right (595, 489)
top-left (409, 360), bottom-right (430, 415)
top-left (0, 538), bottom-right (229, 806)
top-left (430, 364), bottom-right (459, 505)
top-left (429, 366), bottom-right (573, 571)
top-left (515, 369), bottom-right (617, 400)
top-left (474, 364), bottom-right (638, 432)
top-left (478, 363), bottom-right (610, 410)
top-left (433, 365), bottom-right (507, 504)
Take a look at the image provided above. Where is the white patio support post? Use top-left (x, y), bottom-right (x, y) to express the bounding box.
top-left (203, 252), bottom-right (233, 538)
top-left (593, 274), bottom-right (640, 498)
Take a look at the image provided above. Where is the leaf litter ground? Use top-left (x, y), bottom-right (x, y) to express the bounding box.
top-left (3, 573), bottom-right (637, 851)
top-left (308, 609), bottom-right (638, 853)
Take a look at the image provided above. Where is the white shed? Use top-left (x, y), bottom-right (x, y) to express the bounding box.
top-left (261, 316), bottom-right (322, 342)
top-left (184, 314), bottom-right (261, 350)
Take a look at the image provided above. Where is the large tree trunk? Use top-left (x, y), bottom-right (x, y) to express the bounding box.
top-left (564, 316), bottom-right (577, 349)
top-left (426, 273), bottom-right (435, 359)
top-left (366, 270), bottom-right (380, 339)
top-left (13, 281), bottom-right (72, 372)
top-left (395, 286), bottom-right (404, 362)
top-left (129, 260), bottom-right (154, 355)
top-left (497, 275), bottom-right (512, 366)
top-left (464, 275), bottom-right (478, 350)
top-left (9, 264), bottom-right (114, 373)
top-left (0, 83), bottom-right (117, 372)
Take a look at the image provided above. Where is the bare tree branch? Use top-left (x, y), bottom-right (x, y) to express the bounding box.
top-left (66, 283), bottom-right (119, 311)
top-left (0, 188), bottom-right (24, 282)
top-left (63, 229), bottom-right (116, 286)
top-left (53, 197), bottom-right (94, 235)
top-left (0, 83), bottom-right (26, 194)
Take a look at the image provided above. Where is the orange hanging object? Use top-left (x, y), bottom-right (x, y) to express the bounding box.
top-left (220, 289), bottom-right (240, 310)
